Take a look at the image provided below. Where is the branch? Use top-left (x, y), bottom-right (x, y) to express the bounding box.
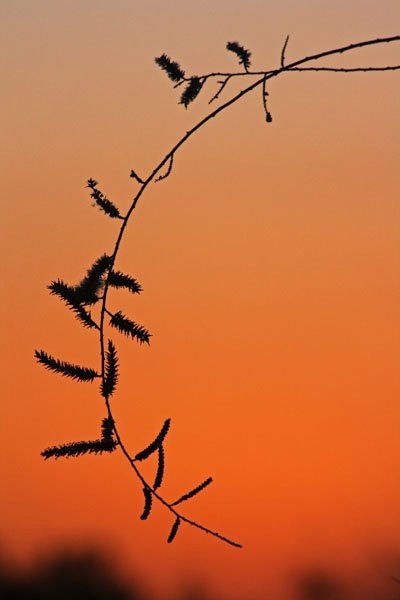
top-left (96, 33), bottom-right (399, 549)
top-left (286, 65), bottom-right (400, 72)
top-left (40, 34), bottom-right (400, 550)
top-left (208, 75), bottom-right (231, 104)
top-left (281, 34), bottom-right (290, 67)
top-left (155, 154), bottom-right (174, 182)
top-left (262, 76), bottom-right (272, 123)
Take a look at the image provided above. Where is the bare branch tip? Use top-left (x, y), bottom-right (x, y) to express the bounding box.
top-left (281, 34), bottom-right (290, 67)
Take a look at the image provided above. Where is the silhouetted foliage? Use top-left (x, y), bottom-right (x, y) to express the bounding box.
top-left (41, 436), bottom-right (117, 460)
top-left (171, 477), bottom-right (213, 507)
top-left (36, 34), bottom-right (400, 548)
top-left (167, 517), bottom-right (181, 544)
top-left (35, 350), bottom-right (100, 382)
top-left (101, 416), bottom-right (115, 441)
top-left (108, 271), bottom-right (142, 295)
top-left (102, 340), bottom-right (119, 397)
top-left (48, 279), bottom-right (98, 329)
top-left (2, 548), bottom-right (400, 599)
top-left (226, 41), bottom-right (252, 71)
top-left (180, 77), bottom-right (204, 107)
top-left (87, 178), bottom-right (122, 219)
top-left (74, 254), bottom-right (112, 305)
top-left (155, 53), bottom-right (185, 82)
top-left (140, 486), bottom-right (153, 521)
top-left (0, 546), bottom-right (146, 600)
top-left (153, 446), bottom-right (165, 491)
top-left (109, 310), bottom-right (151, 345)
top-left (134, 419), bottom-right (171, 461)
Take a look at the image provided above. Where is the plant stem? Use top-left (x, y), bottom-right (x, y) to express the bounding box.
top-left (97, 35), bottom-right (399, 546)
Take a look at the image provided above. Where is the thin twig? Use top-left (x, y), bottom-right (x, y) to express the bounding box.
top-left (173, 79), bottom-right (187, 89)
top-left (155, 153), bottom-right (174, 182)
top-left (208, 75), bottom-right (232, 104)
top-left (130, 169), bottom-right (144, 184)
top-left (281, 34), bottom-right (290, 67)
top-left (287, 65), bottom-right (400, 72)
top-left (262, 76), bottom-right (269, 119)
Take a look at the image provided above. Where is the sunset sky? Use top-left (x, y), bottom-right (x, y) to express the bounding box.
top-left (1, 1), bottom-right (399, 598)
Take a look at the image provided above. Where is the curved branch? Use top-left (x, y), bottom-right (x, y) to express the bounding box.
top-left (44, 34), bottom-right (398, 548)
top-left (96, 33), bottom-right (400, 547)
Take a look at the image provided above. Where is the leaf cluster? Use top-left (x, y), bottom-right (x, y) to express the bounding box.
top-left (155, 40), bottom-right (252, 108)
top-left (48, 279), bottom-right (98, 329)
top-left (46, 254), bottom-right (115, 329)
top-left (180, 77), bottom-right (204, 108)
top-left (136, 419), bottom-right (170, 521)
top-left (48, 254), bottom-right (146, 340)
top-left (74, 254), bottom-right (112, 304)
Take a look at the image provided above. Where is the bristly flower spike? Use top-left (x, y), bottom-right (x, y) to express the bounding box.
top-left (86, 179), bottom-right (123, 219)
top-left (101, 416), bottom-right (115, 441)
top-left (171, 477), bottom-right (213, 506)
top-left (226, 41), bottom-right (252, 71)
top-left (101, 340), bottom-right (119, 398)
top-left (48, 279), bottom-right (99, 329)
top-left (140, 486), bottom-right (153, 520)
top-left (35, 350), bottom-right (100, 382)
top-left (155, 54), bottom-right (185, 82)
top-left (108, 271), bottom-right (142, 295)
top-left (74, 254), bottom-right (112, 305)
top-left (134, 418), bottom-right (171, 461)
top-left (109, 310), bottom-right (151, 345)
top-left (180, 77), bottom-right (204, 108)
top-left (167, 518), bottom-right (181, 543)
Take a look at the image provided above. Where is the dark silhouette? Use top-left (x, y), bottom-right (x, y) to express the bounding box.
top-left (34, 35), bottom-right (400, 547)
top-left (295, 571), bottom-right (345, 600)
top-left (2, 544), bottom-right (400, 599)
top-left (0, 547), bottom-right (145, 600)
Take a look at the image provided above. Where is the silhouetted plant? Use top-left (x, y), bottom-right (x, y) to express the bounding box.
top-left (0, 546), bottom-right (146, 600)
top-left (36, 35), bottom-right (400, 548)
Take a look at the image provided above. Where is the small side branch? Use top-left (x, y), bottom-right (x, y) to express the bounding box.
top-left (208, 75), bottom-right (232, 104)
top-left (130, 170), bottom-right (144, 184)
top-left (262, 76), bottom-right (272, 123)
top-left (286, 65), bottom-right (400, 73)
top-left (155, 154), bottom-right (174, 182)
top-left (281, 34), bottom-right (290, 67)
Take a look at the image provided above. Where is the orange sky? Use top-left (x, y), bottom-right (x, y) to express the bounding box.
top-left (1, 2), bottom-right (399, 599)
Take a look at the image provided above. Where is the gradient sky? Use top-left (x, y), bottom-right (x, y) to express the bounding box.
top-left (1, 1), bottom-right (399, 599)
